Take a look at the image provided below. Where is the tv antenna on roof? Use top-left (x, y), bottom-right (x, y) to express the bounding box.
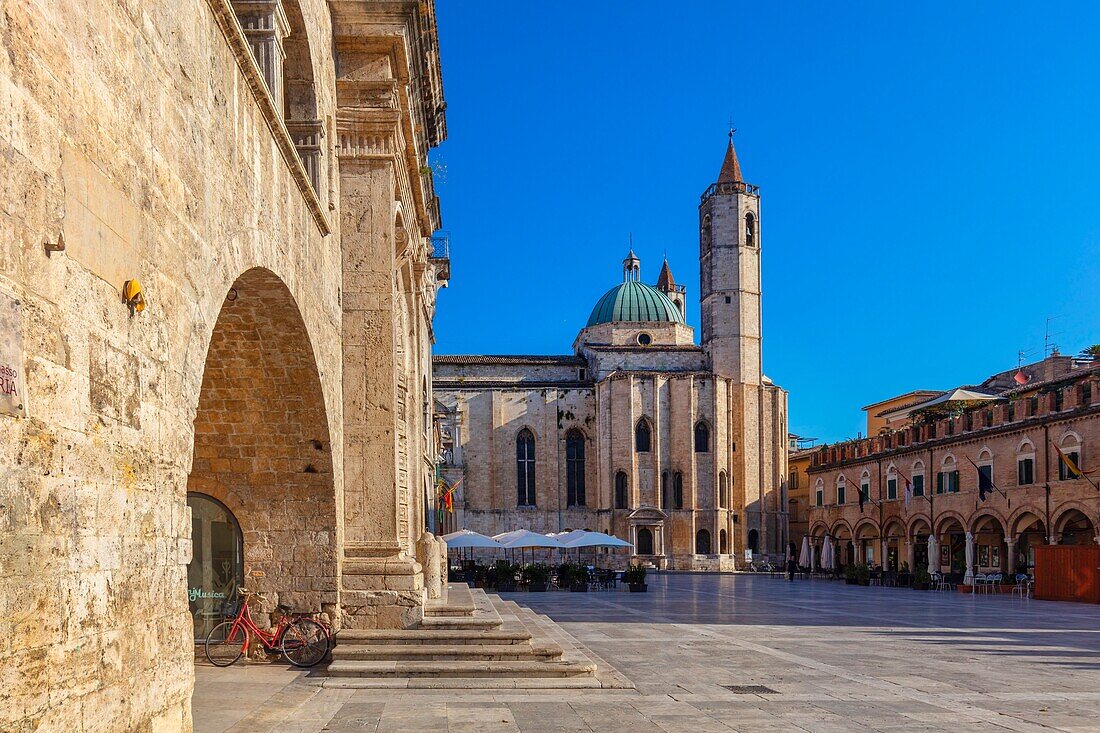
top-left (1044, 315), bottom-right (1064, 357)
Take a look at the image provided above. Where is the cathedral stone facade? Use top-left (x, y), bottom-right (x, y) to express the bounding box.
top-left (435, 139), bottom-right (789, 569)
top-left (1, 1), bottom-right (448, 730)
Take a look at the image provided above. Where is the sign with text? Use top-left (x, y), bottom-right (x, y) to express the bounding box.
top-left (0, 293), bottom-right (25, 418)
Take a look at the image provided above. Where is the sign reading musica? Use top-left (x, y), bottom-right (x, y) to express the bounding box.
top-left (0, 293), bottom-right (25, 418)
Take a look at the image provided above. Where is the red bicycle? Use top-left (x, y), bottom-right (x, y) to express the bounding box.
top-left (204, 588), bottom-right (329, 668)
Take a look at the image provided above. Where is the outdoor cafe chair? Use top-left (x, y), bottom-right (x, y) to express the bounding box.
top-left (1011, 574), bottom-right (1032, 599)
top-left (972, 573), bottom-right (987, 594)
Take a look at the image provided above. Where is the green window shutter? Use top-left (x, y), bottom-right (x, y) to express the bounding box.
top-left (936, 472), bottom-right (944, 494)
top-left (951, 470), bottom-right (960, 492)
top-left (887, 478), bottom-right (897, 500)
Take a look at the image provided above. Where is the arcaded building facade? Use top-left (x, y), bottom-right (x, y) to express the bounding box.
top-left (435, 139), bottom-right (788, 569)
top-left (1, 1), bottom-right (449, 730)
top-left (805, 355), bottom-right (1100, 581)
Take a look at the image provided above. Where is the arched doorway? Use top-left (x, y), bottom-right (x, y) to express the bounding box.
top-left (637, 527), bottom-right (654, 555)
top-left (747, 528), bottom-right (759, 554)
top-left (696, 528), bottom-right (712, 555)
top-left (187, 268), bottom-right (337, 628)
top-left (972, 514), bottom-right (1007, 573)
top-left (936, 516), bottom-right (966, 575)
top-left (1012, 511), bottom-right (1047, 572)
top-left (1056, 509), bottom-right (1095, 545)
top-left (719, 529), bottom-right (728, 554)
top-left (187, 493), bottom-right (243, 639)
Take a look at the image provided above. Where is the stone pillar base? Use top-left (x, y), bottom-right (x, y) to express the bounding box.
top-left (340, 554), bottom-right (425, 629)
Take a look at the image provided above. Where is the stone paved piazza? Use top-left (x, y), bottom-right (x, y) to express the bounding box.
top-left (193, 574), bottom-right (1100, 732)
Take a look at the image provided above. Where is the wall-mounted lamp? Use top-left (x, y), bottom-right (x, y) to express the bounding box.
top-left (44, 232), bottom-right (65, 257)
top-left (123, 279), bottom-right (146, 316)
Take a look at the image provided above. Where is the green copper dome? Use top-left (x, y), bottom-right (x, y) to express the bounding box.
top-left (586, 281), bottom-right (686, 327)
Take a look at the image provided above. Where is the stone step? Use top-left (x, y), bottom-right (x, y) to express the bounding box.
top-left (330, 643), bottom-right (561, 662)
top-left (417, 614), bottom-right (502, 631)
top-left (325, 659), bottom-right (597, 679)
top-left (424, 583), bottom-right (477, 617)
top-left (317, 676), bottom-right (611, 690)
top-left (336, 628), bottom-right (531, 646)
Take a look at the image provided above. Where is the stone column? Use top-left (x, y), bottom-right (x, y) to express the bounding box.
top-left (417, 533), bottom-right (442, 600)
top-left (880, 538), bottom-right (888, 570)
top-left (439, 535), bottom-right (449, 587)
top-left (964, 531), bottom-right (975, 585)
top-left (1004, 535), bottom-right (1016, 575)
top-left (809, 543), bottom-right (816, 570)
top-left (336, 115), bottom-right (424, 628)
top-left (905, 539), bottom-right (915, 573)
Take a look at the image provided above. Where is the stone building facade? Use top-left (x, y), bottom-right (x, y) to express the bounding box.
top-left (1, 1), bottom-right (448, 731)
top-left (435, 138), bottom-right (788, 569)
top-left (804, 355), bottom-right (1100, 580)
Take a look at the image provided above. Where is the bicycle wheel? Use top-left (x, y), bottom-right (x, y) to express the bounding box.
top-left (280, 618), bottom-right (328, 668)
top-left (205, 620), bottom-right (246, 667)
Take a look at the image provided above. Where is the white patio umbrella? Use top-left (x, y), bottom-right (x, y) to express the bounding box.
top-left (493, 529), bottom-right (564, 549)
top-left (493, 529), bottom-right (564, 564)
top-left (927, 534), bottom-right (938, 575)
top-left (441, 529), bottom-right (503, 549)
top-left (560, 531), bottom-right (633, 549)
top-left (798, 536), bottom-right (811, 568)
top-left (822, 536), bottom-right (835, 571)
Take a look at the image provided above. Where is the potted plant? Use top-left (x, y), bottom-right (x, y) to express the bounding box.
top-left (624, 564), bottom-right (648, 592)
top-left (522, 563), bottom-right (550, 592)
top-left (856, 563), bottom-right (871, 586)
top-left (556, 563), bottom-right (573, 590)
top-left (570, 564), bottom-right (590, 592)
top-left (844, 564), bottom-right (859, 585)
top-left (912, 566), bottom-right (930, 590)
top-left (494, 560), bottom-right (517, 593)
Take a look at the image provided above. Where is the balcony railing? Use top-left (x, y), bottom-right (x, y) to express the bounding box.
top-left (430, 231), bottom-right (450, 281)
top-left (700, 180), bottom-right (760, 203)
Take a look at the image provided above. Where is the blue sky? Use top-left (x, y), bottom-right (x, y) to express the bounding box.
top-left (430, 2), bottom-right (1100, 444)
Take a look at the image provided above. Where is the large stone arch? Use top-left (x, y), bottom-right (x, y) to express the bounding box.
top-left (186, 267), bottom-right (339, 624)
top-left (906, 513), bottom-right (932, 538)
top-left (934, 510), bottom-right (968, 536)
top-left (853, 517), bottom-right (880, 539)
top-left (1052, 502), bottom-right (1097, 542)
top-left (1008, 505), bottom-right (1047, 536)
top-left (969, 509), bottom-right (1007, 534)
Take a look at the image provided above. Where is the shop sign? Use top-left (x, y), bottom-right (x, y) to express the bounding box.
top-left (0, 294), bottom-right (25, 418)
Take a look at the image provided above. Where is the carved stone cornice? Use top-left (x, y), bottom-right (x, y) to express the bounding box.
top-left (204, 0), bottom-right (331, 235)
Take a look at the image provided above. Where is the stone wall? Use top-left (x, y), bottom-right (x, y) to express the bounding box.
top-left (0, 0), bottom-right (448, 730)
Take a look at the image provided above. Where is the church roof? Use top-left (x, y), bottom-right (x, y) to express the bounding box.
top-left (718, 134), bottom-right (743, 183)
top-left (586, 281), bottom-right (686, 327)
top-left (656, 259), bottom-right (675, 290)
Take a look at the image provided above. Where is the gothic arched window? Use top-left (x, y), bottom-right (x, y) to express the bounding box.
top-left (745, 212), bottom-right (756, 247)
top-left (635, 419), bottom-right (652, 453)
top-left (516, 429), bottom-right (536, 506)
top-left (694, 421), bottom-right (710, 453)
top-left (566, 429), bottom-right (586, 507)
top-left (673, 471), bottom-right (684, 509)
top-left (718, 471), bottom-right (728, 508)
top-left (614, 471), bottom-right (628, 509)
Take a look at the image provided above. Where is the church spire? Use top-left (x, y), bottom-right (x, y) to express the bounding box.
top-left (656, 258), bottom-right (675, 291)
top-left (717, 128), bottom-right (743, 183)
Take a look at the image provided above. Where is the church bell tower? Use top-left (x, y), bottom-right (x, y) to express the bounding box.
top-left (699, 131), bottom-right (762, 385)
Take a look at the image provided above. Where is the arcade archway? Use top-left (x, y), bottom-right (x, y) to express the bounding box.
top-left (186, 268), bottom-right (337, 632)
